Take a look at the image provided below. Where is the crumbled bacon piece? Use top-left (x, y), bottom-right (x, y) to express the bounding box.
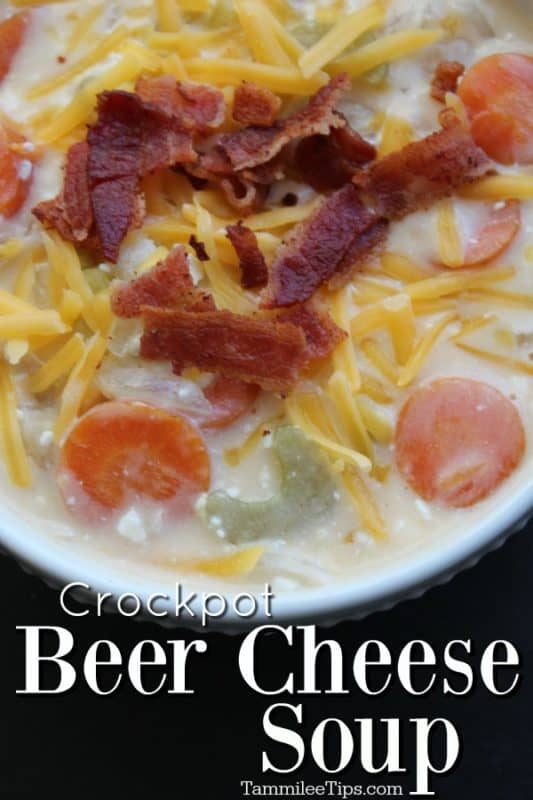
top-left (275, 302), bottom-right (346, 362)
top-left (87, 90), bottom-right (197, 260)
top-left (141, 308), bottom-right (308, 393)
top-left (111, 246), bottom-right (214, 317)
top-left (264, 117), bottom-right (490, 307)
top-left (353, 114), bottom-right (490, 219)
top-left (262, 184), bottom-right (385, 308)
top-left (33, 140), bottom-right (92, 242)
top-left (232, 82), bottom-right (282, 127)
top-left (136, 75), bottom-right (226, 132)
top-left (292, 122), bottom-right (376, 191)
top-left (220, 175), bottom-right (269, 215)
top-left (226, 221), bottom-right (268, 289)
top-left (329, 215), bottom-right (388, 289)
top-left (218, 73), bottom-right (350, 171)
top-left (189, 234), bottom-right (209, 262)
top-left (431, 60), bottom-right (465, 103)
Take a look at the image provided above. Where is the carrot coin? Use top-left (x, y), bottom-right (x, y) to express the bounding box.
top-left (0, 12), bottom-right (29, 83)
top-left (458, 53), bottom-right (533, 164)
top-left (58, 400), bottom-right (210, 518)
top-left (395, 378), bottom-right (525, 508)
top-left (463, 200), bottom-right (521, 266)
top-left (202, 376), bottom-right (259, 430)
top-left (0, 123), bottom-right (33, 217)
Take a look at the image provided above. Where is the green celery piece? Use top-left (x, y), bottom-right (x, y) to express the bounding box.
top-left (205, 426), bottom-right (337, 543)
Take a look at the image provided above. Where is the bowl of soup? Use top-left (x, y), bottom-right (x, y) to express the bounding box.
top-left (0, 0), bottom-right (531, 627)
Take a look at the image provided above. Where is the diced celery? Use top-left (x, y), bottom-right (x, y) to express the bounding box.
top-left (205, 426), bottom-right (337, 543)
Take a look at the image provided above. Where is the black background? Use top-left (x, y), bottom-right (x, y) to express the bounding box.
top-left (2, 520), bottom-right (532, 798)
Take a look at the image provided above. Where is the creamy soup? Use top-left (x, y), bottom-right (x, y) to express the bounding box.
top-left (0, 0), bottom-right (532, 593)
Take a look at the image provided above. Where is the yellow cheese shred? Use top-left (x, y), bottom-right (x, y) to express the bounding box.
top-left (356, 396), bottom-right (393, 444)
top-left (464, 287), bottom-right (533, 310)
top-left (255, 1), bottom-right (304, 62)
top-left (327, 370), bottom-right (374, 459)
top-left (378, 115), bottom-right (413, 157)
top-left (460, 175), bottom-right (533, 201)
top-left (383, 293), bottom-right (416, 365)
top-left (224, 417), bottom-right (282, 467)
top-left (405, 265), bottom-right (515, 302)
top-left (195, 204), bottom-right (256, 313)
top-left (330, 29), bottom-right (444, 78)
top-left (342, 468), bottom-right (387, 539)
top-left (28, 334), bottom-right (86, 394)
top-left (360, 338), bottom-right (398, 384)
top-left (360, 372), bottom-right (394, 404)
top-left (36, 53), bottom-right (141, 144)
top-left (286, 393), bottom-right (371, 473)
top-left (330, 288), bottom-right (361, 391)
top-left (299, 0), bottom-right (386, 78)
top-left (184, 57), bottom-right (327, 94)
top-left (28, 26), bottom-right (131, 99)
top-left (451, 314), bottom-right (495, 341)
top-left (437, 199), bottom-right (463, 268)
top-left (67, 4), bottom-right (104, 51)
top-left (186, 545), bottom-right (264, 577)
top-left (0, 312), bottom-right (67, 339)
top-left (178, 0), bottom-right (212, 11)
top-left (155, 0), bottom-right (183, 32)
top-left (234, 0), bottom-right (294, 67)
top-left (455, 342), bottom-right (533, 377)
top-left (377, 252), bottom-right (429, 282)
top-left (0, 363), bottom-right (31, 487)
top-left (398, 312), bottom-right (457, 387)
top-left (0, 239), bottom-right (23, 261)
top-left (54, 334), bottom-right (107, 442)
top-left (13, 252), bottom-right (35, 301)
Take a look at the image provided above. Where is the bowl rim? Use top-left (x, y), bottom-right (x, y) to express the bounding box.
top-left (2, 479), bottom-right (532, 630)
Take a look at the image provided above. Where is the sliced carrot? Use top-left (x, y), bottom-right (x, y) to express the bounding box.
top-left (0, 123), bottom-right (33, 217)
top-left (202, 376), bottom-right (259, 430)
top-left (58, 400), bottom-right (210, 519)
top-left (459, 53), bottom-right (533, 165)
top-left (463, 200), bottom-right (521, 266)
top-left (395, 378), bottom-right (525, 508)
top-left (0, 12), bottom-right (29, 84)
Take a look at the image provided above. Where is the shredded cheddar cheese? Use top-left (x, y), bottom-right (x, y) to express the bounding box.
top-left (378, 114), bottom-right (413, 157)
top-left (0, 363), bottom-right (31, 487)
top-left (437, 199), bottom-right (463, 268)
top-left (54, 333), bottom-right (107, 442)
top-left (298, 0), bottom-right (386, 78)
top-left (330, 29), bottom-right (444, 78)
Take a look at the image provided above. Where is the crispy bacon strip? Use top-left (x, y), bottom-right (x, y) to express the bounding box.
top-left (353, 115), bottom-right (490, 219)
top-left (292, 123), bottom-right (376, 191)
top-left (141, 308), bottom-right (308, 392)
top-left (112, 251), bottom-right (343, 390)
top-left (87, 90), bottom-right (197, 260)
top-left (217, 73), bottom-right (350, 172)
top-left (275, 302), bottom-right (346, 362)
top-left (262, 184), bottom-right (385, 308)
top-left (136, 75), bottom-right (225, 132)
top-left (188, 234), bottom-right (209, 262)
top-left (232, 82), bottom-right (282, 127)
top-left (33, 140), bottom-right (92, 242)
top-left (263, 117), bottom-right (490, 306)
top-left (226, 221), bottom-right (268, 289)
top-left (111, 246), bottom-right (214, 317)
top-left (431, 60), bottom-right (465, 103)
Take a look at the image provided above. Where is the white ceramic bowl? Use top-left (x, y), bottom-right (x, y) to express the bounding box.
top-left (1, 478), bottom-right (532, 631)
